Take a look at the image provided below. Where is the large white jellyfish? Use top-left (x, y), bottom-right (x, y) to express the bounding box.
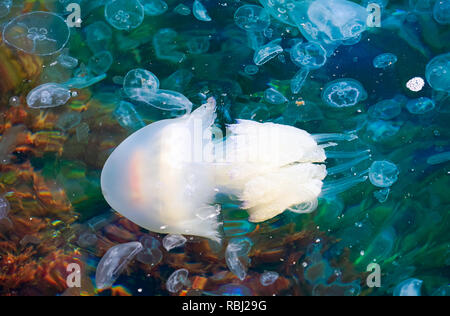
top-left (101, 101), bottom-right (368, 242)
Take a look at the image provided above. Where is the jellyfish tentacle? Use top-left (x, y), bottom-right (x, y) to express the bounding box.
top-left (321, 173), bottom-right (368, 197)
top-left (326, 154), bottom-right (371, 176)
top-left (312, 133), bottom-right (358, 143)
top-left (325, 149), bottom-right (370, 159)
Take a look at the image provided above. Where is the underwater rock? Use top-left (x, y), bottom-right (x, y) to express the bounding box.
top-left (234, 5), bottom-right (271, 32)
top-left (393, 278), bottom-right (423, 296)
top-left (105, 0), bottom-right (144, 31)
top-left (162, 234), bottom-right (187, 252)
top-left (166, 268), bottom-right (190, 293)
top-left (260, 271), bottom-right (279, 286)
top-left (373, 53), bottom-right (398, 69)
top-left (369, 161), bottom-right (399, 188)
top-left (26, 83), bottom-right (72, 109)
top-left (322, 78), bottom-right (367, 108)
top-left (95, 241), bottom-right (144, 290)
top-left (3, 11), bottom-right (70, 56)
top-left (193, 0), bottom-right (211, 22)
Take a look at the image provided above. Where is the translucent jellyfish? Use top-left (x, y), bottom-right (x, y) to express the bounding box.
top-left (290, 42), bottom-right (327, 70)
top-left (366, 120), bottom-right (401, 142)
top-left (292, 0), bottom-right (368, 44)
top-left (88, 51), bottom-right (113, 75)
top-left (234, 5), bottom-right (271, 32)
top-left (409, 0), bottom-right (435, 13)
top-left (143, 89), bottom-right (193, 113)
top-left (367, 98), bottom-right (402, 120)
top-left (369, 161), bottom-right (399, 188)
top-left (153, 29), bottom-right (186, 63)
top-left (264, 88), bottom-right (288, 104)
top-left (135, 235), bottom-right (163, 266)
top-left (123, 68), bottom-right (159, 100)
top-left (433, 0), bottom-right (450, 25)
top-left (113, 101), bottom-right (146, 132)
top-left (56, 112), bottom-right (82, 131)
top-left (3, 11), bottom-right (70, 56)
top-left (26, 83), bottom-right (72, 109)
top-left (0, 195), bottom-right (10, 219)
top-left (393, 278), bottom-right (423, 296)
top-left (166, 269), bottom-right (190, 293)
top-left (322, 79), bottom-right (367, 108)
top-left (95, 242), bottom-right (143, 290)
top-left (77, 232), bottom-right (98, 248)
top-left (427, 151), bottom-right (450, 165)
top-left (374, 188), bottom-right (390, 203)
top-left (0, 0), bottom-right (12, 19)
top-left (406, 97), bottom-right (435, 114)
top-left (406, 77), bottom-right (425, 92)
top-left (291, 68), bottom-right (310, 94)
top-left (258, 0), bottom-right (297, 26)
top-left (425, 53), bottom-right (450, 93)
top-left (193, 0), bottom-right (211, 22)
top-left (253, 39), bottom-right (283, 66)
top-left (84, 21), bottom-right (113, 53)
top-left (174, 4), bottom-right (191, 16)
top-left (162, 234), bottom-right (187, 251)
top-left (161, 69), bottom-right (193, 92)
top-left (139, 0), bottom-right (168, 16)
top-left (225, 237), bottom-right (252, 281)
top-left (244, 65), bottom-right (259, 75)
top-left (313, 280), bottom-right (361, 296)
top-left (101, 102), bottom-right (222, 241)
top-left (105, 0), bottom-right (144, 31)
top-left (186, 36), bottom-right (210, 55)
top-left (373, 53), bottom-right (398, 69)
top-left (57, 53), bottom-right (79, 70)
top-left (260, 271), bottom-right (279, 286)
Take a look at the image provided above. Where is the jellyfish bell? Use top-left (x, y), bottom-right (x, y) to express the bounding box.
top-left (101, 100), bottom-right (222, 242)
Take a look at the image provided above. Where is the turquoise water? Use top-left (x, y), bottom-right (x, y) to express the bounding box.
top-left (0, 0), bottom-right (448, 296)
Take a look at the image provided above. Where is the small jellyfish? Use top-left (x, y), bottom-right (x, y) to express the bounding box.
top-left (264, 88), bottom-right (288, 104)
top-left (406, 77), bottom-right (425, 92)
top-left (113, 101), bottom-right (146, 132)
top-left (136, 235), bottom-right (163, 266)
top-left (234, 5), bottom-right (271, 32)
top-left (425, 53), bottom-right (450, 93)
top-left (105, 0), bottom-right (144, 31)
top-left (84, 21), bottom-right (113, 53)
top-left (244, 65), bottom-right (259, 75)
top-left (322, 79), bottom-right (367, 108)
top-left (366, 120), bottom-right (401, 142)
top-left (373, 53), bottom-right (398, 69)
top-left (174, 3), bottom-right (191, 16)
top-left (57, 53), bottom-right (79, 70)
top-left (161, 69), bottom-right (193, 92)
top-left (162, 234), bottom-right (187, 251)
top-left (95, 241), bottom-right (143, 290)
top-left (374, 188), bottom-right (390, 203)
top-left (368, 99), bottom-right (402, 120)
top-left (369, 160), bottom-right (399, 188)
top-left (123, 68), bottom-right (159, 100)
top-left (77, 232), bottom-right (98, 248)
top-left (291, 68), bottom-right (310, 94)
top-left (260, 271), bottom-right (279, 286)
top-left (433, 0), bottom-right (450, 24)
top-left (153, 28), bottom-right (186, 63)
top-left (140, 0), bottom-right (168, 16)
top-left (253, 39), bottom-right (283, 66)
top-left (26, 83), bottom-right (72, 109)
top-left (166, 268), bottom-right (190, 293)
top-left (427, 151), bottom-right (450, 165)
top-left (193, 0), bottom-right (211, 22)
top-left (9, 96), bottom-right (20, 107)
top-left (186, 36), bottom-right (210, 55)
top-left (0, 195), bottom-right (10, 219)
top-left (393, 278), bottom-right (423, 296)
top-left (56, 111), bottom-right (82, 131)
top-left (0, 0), bottom-right (12, 19)
top-left (143, 89), bottom-right (193, 113)
top-left (88, 51), bottom-right (113, 75)
top-left (406, 97), bottom-right (435, 114)
top-left (3, 11), bottom-right (70, 56)
top-left (290, 42), bottom-right (327, 70)
top-left (225, 238), bottom-right (252, 281)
